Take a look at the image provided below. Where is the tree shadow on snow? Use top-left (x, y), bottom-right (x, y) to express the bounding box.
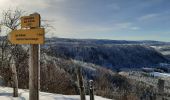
top-left (0, 93), bottom-right (13, 96)
top-left (0, 93), bottom-right (26, 100)
top-left (54, 97), bottom-right (79, 100)
top-left (19, 97), bottom-right (26, 100)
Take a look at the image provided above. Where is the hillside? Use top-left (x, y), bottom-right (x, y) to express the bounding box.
top-left (151, 45), bottom-right (170, 60)
top-left (0, 38), bottom-right (170, 100)
top-left (44, 38), bottom-right (169, 70)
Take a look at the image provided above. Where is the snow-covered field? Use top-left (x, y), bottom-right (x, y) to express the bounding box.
top-left (150, 72), bottom-right (170, 78)
top-left (0, 87), bottom-right (111, 100)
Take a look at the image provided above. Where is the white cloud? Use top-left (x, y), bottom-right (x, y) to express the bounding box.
top-left (0, 0), bottom-right (57, 11)
top-left (112, 22), bottom-right (140, 31)
top-left (113, 22), bottom-right (132, 29)
top-left (138, 13), bottom-right (159, 21)
top-left (57, 22), bottom-right (140, 35)
top-left (130, 27), bottom-right (140, 30)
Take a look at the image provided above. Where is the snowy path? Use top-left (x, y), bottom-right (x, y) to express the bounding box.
top-left (0, 87), bottom-right (111, 100)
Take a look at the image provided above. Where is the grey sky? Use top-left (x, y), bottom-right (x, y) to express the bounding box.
top-left (0, 0), bottom-right (170, 41)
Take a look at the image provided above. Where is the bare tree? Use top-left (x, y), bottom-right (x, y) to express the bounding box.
top-left (0, 8), bottom-right (24, 66)
top-left (0, 8), bottom-right (25, 97)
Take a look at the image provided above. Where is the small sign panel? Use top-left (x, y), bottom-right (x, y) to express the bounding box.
top-left (8, 28), bottom-right (45, 44)
top-left (21, 15), bottom-right (40, 28)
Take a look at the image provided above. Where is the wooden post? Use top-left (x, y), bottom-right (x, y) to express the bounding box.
top-left (157, 79), bottom-right (165, 100)
top-left (77, 66), bottom-right (86, 100)
top-left (29, 44), bottom-right (40, 100)
top-left (89, 80), bottom-right (94, 100)
top-left (158, 79), bottom-right (164, 93)
top-left (29, 13), bottom-right (40, 100)
top-left (11, 57), bottom-right (18, 97)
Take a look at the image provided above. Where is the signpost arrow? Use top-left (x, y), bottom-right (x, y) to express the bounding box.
top-left (8, 28), bottom-right (45, 44)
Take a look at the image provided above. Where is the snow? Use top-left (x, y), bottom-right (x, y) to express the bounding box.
top-left (150, 72), bottom-right (170, 78)
top-left (0, 87), bottom-right (111, 100)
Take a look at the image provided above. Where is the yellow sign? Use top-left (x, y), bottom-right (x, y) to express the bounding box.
top-left (21, 15), bottom-right (40, 28)
top-left (8, 28), bottom-right (45, 44)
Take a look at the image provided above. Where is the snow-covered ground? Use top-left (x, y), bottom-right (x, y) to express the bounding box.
top-left (150, 72), bottom-right (170, 80)
top-left (0, 87), bottom-right (111, 100)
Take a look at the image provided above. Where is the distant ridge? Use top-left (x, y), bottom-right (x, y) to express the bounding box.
top-left (46, 37), bottom-right (170, 46)
top-left (44, 38), bottom-right (170, 70)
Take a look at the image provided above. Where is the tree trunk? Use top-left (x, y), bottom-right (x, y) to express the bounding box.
top-left (11, 57), bottom-right (18, 97)
top-left (77, 66), bottom-right (86, 100)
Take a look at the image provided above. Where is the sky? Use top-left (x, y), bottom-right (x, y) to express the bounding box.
top-left (0, 0), bottom-right (170, 42)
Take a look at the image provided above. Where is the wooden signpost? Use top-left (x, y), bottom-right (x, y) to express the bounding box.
top-left (21, 14), bottom-right (40, 28)
top-left (8, 12), bottom-right (44, 100)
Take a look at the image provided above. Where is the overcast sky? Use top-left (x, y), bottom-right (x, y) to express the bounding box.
top-left (0, 0), bottom-right (170, 41)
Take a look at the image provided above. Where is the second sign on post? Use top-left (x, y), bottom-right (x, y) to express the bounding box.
top-left (21, 14), bottom-right (40, 28)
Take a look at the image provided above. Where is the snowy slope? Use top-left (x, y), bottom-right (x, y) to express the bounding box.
top-left (0, 87), bottom-right (111, 100)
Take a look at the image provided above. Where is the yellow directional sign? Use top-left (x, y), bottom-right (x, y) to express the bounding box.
top-left (21, 14), bottom-right (40, 28)
top-left (8, 28), bottom-right (45, 44)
